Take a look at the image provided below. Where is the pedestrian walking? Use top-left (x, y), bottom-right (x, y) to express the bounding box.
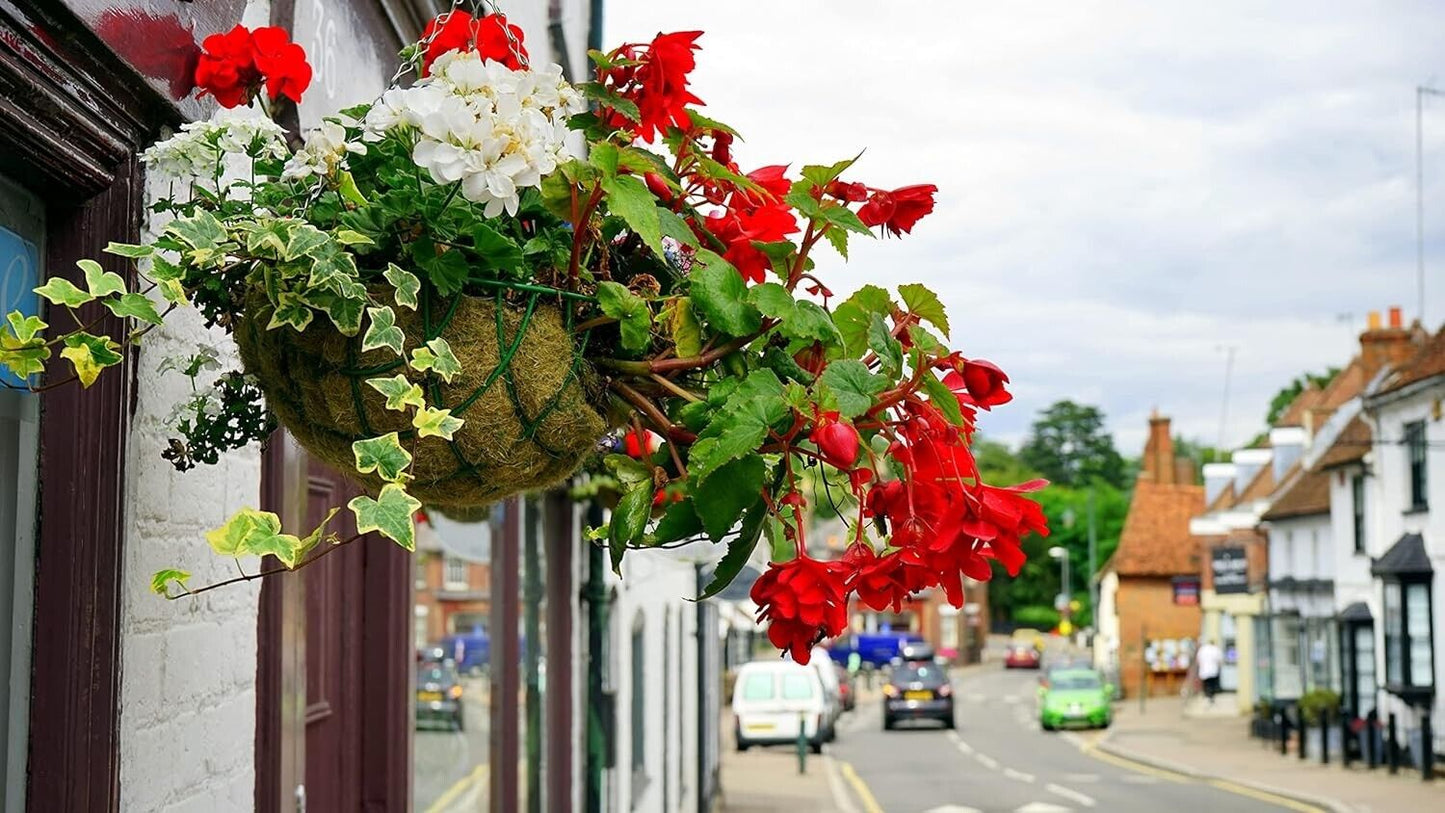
top-left (1195, 639), bottom-right (1223, 704)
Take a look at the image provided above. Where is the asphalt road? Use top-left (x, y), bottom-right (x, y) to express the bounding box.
top-left (830, 663), bottom-right (1292, 813)
top-left (414, 677), bottom-right (490, 813)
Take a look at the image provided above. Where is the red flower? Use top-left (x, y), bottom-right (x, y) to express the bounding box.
top-left (825, 180), bottom-right (869, 202)
top-left (251, 27), bottom-right (311, 104)
top-left (706, 202), bottom-right (799, 284)
top-left (949, 358), bottom-right (1011, 409)
top-left (844, 543), bottom-right (932, 613)
top-left (733, 165), bottom-right (791, 207)
top-left (809, 412), bottom-right (860, 469)
top-left (751, 556), bottom-right (849, 663)
top-left (622, 428), bottom-right (659, 459)
top-left (195, 25), bottom-right (258, 108)
top-left (421, 11), bottom-right (527, 75)
top-left (601, 31), bottom-right (703, 142)
top-left (858, 184), bottom-right (938, 237)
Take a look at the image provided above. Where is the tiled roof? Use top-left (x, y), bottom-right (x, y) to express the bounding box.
top-left (1260, 466), bottom-right (1330, 520)
top-left (1376, 325), bottom-right (1445, 396)
top-left (1318, 415), bottom-right (1371, 469)
top-left (1317, 357), bottom-right (1369, 411)
top-left (1114, 480), bottom-right (1205, 577)
top-left (1275, 385), bottom-right (1324, 427)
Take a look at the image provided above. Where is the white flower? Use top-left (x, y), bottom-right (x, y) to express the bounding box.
top-left (283, 119), bottom-right (368, 180)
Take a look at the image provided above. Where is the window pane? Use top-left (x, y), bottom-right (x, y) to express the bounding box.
top-left (1384, 582), bottom-right (1403, 684)
top-left (780, 674), bottom-right (815, 699)
top-left (1406, 583), bottom-right (1433, 687)
top-left (741, 674), bottom-right (775, 700)
top-left (1354, 625), bottom-right (1376, 715)
top-left (1351, 476), bottom-right (1365, 553)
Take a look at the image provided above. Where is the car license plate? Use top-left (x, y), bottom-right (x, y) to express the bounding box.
top-left (745, 722), bottom-right (775, 732)
top-left (905, 690), bottom-right (933, 701)
top-left (418, 691), bottom-right (443, 702)
top-left (1069, 703), bottom-right (1083, 715)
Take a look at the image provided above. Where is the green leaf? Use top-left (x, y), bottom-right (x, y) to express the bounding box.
top-left (150, 568), bottom-right (191, 597)
top-left (284, 223), bottom-right (330, 260)
top-left (308, 240), bottom-right (360, 291)
top-left (785, 301), bottom-right (842, 348)
top-left (668, 297), bottom-right (703, 358)
top-left (818, 202), bottom-right (873, 236)
top-left (832, 284), bottom-right (896, 358)
top-left (413, 239), bottom-right (469, 297)
top-left (696, 454), bottom-right (766, 541)
top-left (589, 141), bottom-right (620, 176)
top-left (898, 283), bottom-right (950, 338)
top-left (349, 483), bottom-right (423, 551)
top-left (205, 507), bottom-right (280, 557)
top-left (334, 229), bottom-right (374, 246)
top-left (293, 507), bottom-right (341, 563)
top-left (352, 432), bottom-right (414, 482)
top-left (34, 277), bottom-right (93, 308)
top-left (238, 526), bottom-right (306, 569)
top-left (0, 315), bottom-right (48, 379)
top-left (601, 173), bottom-right (666, 257)
top-left (608, 484), bottom-right (654, 574)
top-left (60, 332), bottom-right (122, 388)
top-left (823, 226), bottom-right (850, 259)
top-left (410, 338), bottom-right (462, 383)
top-left (695, 499), bottom-right (768, 600)
top-left (412, 406), bottom-right (464, 440)
top-left (800, 153), bottom-right (863, 189)
top-left (596, 281), bottom-right (653, 352)
top-left (691, 251), bottom-right (761, 337)
top-left (818, 359), bottom-right (886, 419)
top-left (471, 223), bottom-right (525, 272)
top-left (267, 292), bottom-right (315, 332)
top-left (302, 289), bottom-right (364, 336)
top-left (384, 263), bottom-right (421, 310)
top-left (167, 210), bottom-right (227, 251)
top-left (604, 453), bottom-right (654, 489)
top-left (103, 292), bottom-right (164, 325)
top-left (647, 497), bottom-right (705, 545)
top-left (243, 221), bottom-right (291, 257)
top-left (921, 373), bottom-right (967, 428)
top-left (748, 282), bottom-right (795, 321)
top-left (687, 370), bottom-right (788, 481)
top-left (766, 515), bottom-right (793, 562)
top-left (366, 374), bottom-right (426, 411)
top-left (5, 312), bottom-right (45, 343)
top-left (362, 306), bottom-right (405, 357)
top-left (105, 242), bottom-right (154, 259)
top-left (657, 208), bottom-right (700, 248)
top-left (867, 312), bottom-right (903, 379)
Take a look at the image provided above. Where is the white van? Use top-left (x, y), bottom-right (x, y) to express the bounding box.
top-left (731, 660), bottom-right (829, 753)
top-left (803, 646), bottom-right (843, 739)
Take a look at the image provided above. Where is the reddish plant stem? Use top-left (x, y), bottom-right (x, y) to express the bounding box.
top-left (169, 530), bottom-right (365, 599)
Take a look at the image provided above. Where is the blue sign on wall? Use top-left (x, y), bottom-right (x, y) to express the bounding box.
top-left (0, 225), bottom-right (41, 388)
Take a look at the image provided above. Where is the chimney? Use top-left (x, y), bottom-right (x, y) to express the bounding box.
top-left (1360, 304), bottom-right (1417, 374)
top-left (1141, 412), bottom-right (1176, 485)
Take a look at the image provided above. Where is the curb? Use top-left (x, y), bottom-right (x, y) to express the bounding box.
top-left (1090, 731), bottom-right (1351, 813)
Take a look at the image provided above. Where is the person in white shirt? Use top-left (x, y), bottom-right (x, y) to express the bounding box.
top-left (1195, 639), bottom-right (1223, 703)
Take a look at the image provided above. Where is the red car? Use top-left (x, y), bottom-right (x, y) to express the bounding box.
top-left (1004, 642), bottom-right (1042, 669)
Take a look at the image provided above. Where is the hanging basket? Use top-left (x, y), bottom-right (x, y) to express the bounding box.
top-left (235, 283), bottom-right (609, 508)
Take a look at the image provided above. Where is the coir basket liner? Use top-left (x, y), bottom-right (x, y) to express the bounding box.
top-left (235, 286), bottom-right (608, 508)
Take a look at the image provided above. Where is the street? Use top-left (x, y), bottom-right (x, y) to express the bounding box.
top-left (413, 677), bottom-right (491, 813)
top-left (829, 663), bottom-right (1298, 813)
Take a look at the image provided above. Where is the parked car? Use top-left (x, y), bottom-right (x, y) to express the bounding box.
top-left (835, 663), bottom-right (856, 711)
top-left (416, 663), bottom-right (465, 730)
top-left (731, 660), bottom-right (829, 753)
top-left (1038, 668), bottom-right (1113, 730)
top-left (883, 662), bottom-right (955, 730)
top-left (800, 646), bottom-right (842, 739)
top-left (1004, 640), bottom-right (1042, 669)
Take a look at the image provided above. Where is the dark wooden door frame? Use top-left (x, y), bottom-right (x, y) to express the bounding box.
top-left (1, 3), bottom-right (179, 811)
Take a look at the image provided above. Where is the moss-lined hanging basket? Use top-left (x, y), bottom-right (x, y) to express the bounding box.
top-left (235, 284), bottom-right (608, 508)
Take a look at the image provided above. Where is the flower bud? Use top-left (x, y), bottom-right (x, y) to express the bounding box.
top-left (809, 416), bottom-right (860, 469)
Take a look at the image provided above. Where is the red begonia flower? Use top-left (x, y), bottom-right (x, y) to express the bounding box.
top-left (751, 556), bottom-right (849, 664)
top-left (195, 25), bottom-right (259, 108)
top-left (858, 184), bottom-right (938, 237)
top-left (732, 165), bottom-right (791, 207)
top-left (844, 543), bottom-right (932, 613)
top-left (622, 428), bottom-right (659, 459)
top-left (251, 27), bottom-right (311, 104)
top-left (951, 358), bottom-right (1012, 409)
top-left (809, 412), bottom-right (860, 469)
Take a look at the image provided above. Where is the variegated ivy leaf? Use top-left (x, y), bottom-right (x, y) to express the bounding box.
top-left (60, 332), bottom-right (123, 388)
top-left (362, 306), bottom-right (405, 357)
top-left (366, 374), bottom-right (427, 411)
top-left (149, 568), bottom-right (191, 597)
top-left (409, 338), bottom-right (461, 383)
top-left (334, 229), bottom-right (374, 246)
top-left (167, 210), bottom-right (227, 251)
top-left (412, 406), bottom-right (464, 440)
top-left (6, 312), bottom-right (45, 343)
top-left (384, 263), bottom-right (421, 310)
top-left (104, 241), bottom-right (154, 259)
top-left (308, 241), bottom-right (359, 291)
top-left (348, 483), bottom-right (422, 551)
top-left (204, 506), bottom-right (306, 568)
top-left (303, 289), bottom-right (365, 336)
top-left (243, 220), bottom-right (291, 258)
top-left (34, 277), bottom-right (93, 308)
top-left (0, 313), bottom-right (48, 379)
top-left (352, 432), bottom-right (414, 482)
top-left (293, 507), bottom-right (341, 563)
top-left (267, 292), bottom-right (314, 332)
top-left (284, 223), bottom-right (329, 260)
top-left (103, 292), bottom-right (164, 325)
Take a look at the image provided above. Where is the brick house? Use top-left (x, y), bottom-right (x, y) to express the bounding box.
top-left (413, 514), bottom-right (492, 648)
top-left (1095, 414), bottom-right (1204, 697)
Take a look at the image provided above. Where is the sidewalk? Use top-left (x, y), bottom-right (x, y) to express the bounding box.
top-left (1097, 695), bottom-right (1445, 812)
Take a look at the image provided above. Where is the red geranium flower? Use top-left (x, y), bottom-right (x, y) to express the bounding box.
top-left (858, 184), bottom-right (938, 237)
top-left (751, 556), bottom-right (849, 664)
top-left (251, 27), bottom-right (311, 104)
top-left (195, 25), bottom-right (258, 108)
top-left (421, 11), bottom-right (527, 75)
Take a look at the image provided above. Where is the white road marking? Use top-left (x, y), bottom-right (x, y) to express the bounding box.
top-left (1003, 767), bottom-right (1037, 783)
top-left (924, 807), bottom-right (984, 813)
top-left (1045, 782), bottom-right (1096, 808)
top-left (955, 740), bottom-right (975, 755)
top-left (976, 753), bottom-right (1000, 770)
top-left (945, 730), bottom-right (962, 744)
top-left (1014, 803), bottom-right (1071, 813)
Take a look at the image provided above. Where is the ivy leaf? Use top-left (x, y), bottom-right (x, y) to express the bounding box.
top-left (34, 277), bottom-right (94, 308)
top-left (818, 359), bottom-right (886, 419)
top-left (308, 240), bottom-right (360, 291)
top-left (608, 484), bottom-right (654, 574)
top-left (242, 220), bottom-right (291, 257)
top-left (696, 454), bottom-right (766, 541)
top-left (267, 291), bottom-right (315, 332)
top-left (167, 210), bottom-right (227, 251)
top-left (695, 499), bottom-right (767, 600)
top-left (601, 173), bottom-right (666, 257)
top-left (349, 483), bottom-right (423, 551)
top-left (353, 432), bottom-right (414, 482)
top-left (362, 306), bottom-right (405, 357)
top-left (60, 332), bottom-right (123, 388)
top-left (410, 337), bottom-right (462, 383)
top-left (898, 282), bottom-right (951, 338)
top-left (150, 568), bottom-right (191, 597)
top-left (205, 507), bottom-right (278, 557)
top-left (412, 406), bottom-right (464, 440)
top-left (668, 297), bottom-right (703, 358)
top-left (6, 312), bottom-right (46, 344)
top-left (283, 223), bottom-right (330, 260)
top-left (596, 281), bottom-right (653, 352)
top-left (867, 312), bottom-right (903, 379)
top-left (302, 290), bottom-right (364, 336)
top-left (384, 263), bottom-right (421, 310)
top-left (238, 526), bottom-right (306, 569)
top-left (103, 292), bottom-right (164, 325)
top-left (104, 242), bottom-right (154, 259)
top-left (691, 251), bottom-right (761, 337)
top-left (922, 373), bottom-right (967, 428)
top-left (293, 507), bottom-right (341, 563)
top-left (334, 229), bottom-right (374, 246)
top-left (366, 374), bottom-right (427, 411)
top-left (0, 327), bottom-right (48, 379)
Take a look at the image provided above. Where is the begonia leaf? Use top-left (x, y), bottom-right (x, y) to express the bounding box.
top-left (691, 251), bottom-right (760, 337)
top-left (818, 360), bottom-right (886, 419)
top-left (596, 281), bottom-right (653, 352)
top-left (696, 454), bottom-right (766, 541)
top-left (899, 283), bottom-right (951, 338)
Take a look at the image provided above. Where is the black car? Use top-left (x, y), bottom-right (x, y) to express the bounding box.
top-left (883, 663), bottom-right (954, 730)
top-left (416, 663), bottom-right (465, 730)
top-left (897, 641), bottom-right (937, 664)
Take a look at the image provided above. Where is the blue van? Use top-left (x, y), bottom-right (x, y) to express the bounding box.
top-left (437, 631), bottom-right (490, 675)
top-left (827, 632), bottom-right (923, 668)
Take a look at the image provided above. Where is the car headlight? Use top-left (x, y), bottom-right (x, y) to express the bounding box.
top-left (448, 685), bottom-right (463, 699)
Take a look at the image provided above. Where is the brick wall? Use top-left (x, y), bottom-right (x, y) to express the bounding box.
top-left (1114, 576), bottom-right (1200, 697)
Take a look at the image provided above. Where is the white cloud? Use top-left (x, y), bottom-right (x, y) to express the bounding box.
top-left (605, 0), bottom-right (1445, 456)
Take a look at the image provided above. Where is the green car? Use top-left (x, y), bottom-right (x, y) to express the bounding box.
top-left (1038, 668), bottom-right (1113, 730)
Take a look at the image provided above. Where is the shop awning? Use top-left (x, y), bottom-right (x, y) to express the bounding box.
top-left (1371, 532), bottom-right (1432, 577)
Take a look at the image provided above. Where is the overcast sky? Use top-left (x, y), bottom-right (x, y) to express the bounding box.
top-left (604, 1), bottom-right (1445, 456)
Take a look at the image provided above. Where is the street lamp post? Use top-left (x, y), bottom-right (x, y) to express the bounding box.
top-left (1049, 545), bottom-right (1070, 630)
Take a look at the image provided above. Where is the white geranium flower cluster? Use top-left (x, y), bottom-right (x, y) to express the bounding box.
top-left (142, 113), bottom-right (290, 187)
top-left (363, 50), bottom-right (586, 217)
top-left (282, 119), bottom-right (368, 180)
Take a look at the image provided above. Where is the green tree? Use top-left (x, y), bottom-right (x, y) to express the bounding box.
top-left (1018, 401), bottom-right (1127, 489)
top-left (1264, 367), bottom-right (1341, 426)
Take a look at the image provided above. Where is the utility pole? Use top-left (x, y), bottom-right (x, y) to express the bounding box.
top-left (1417, 85), bottom-right (1445, 325)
